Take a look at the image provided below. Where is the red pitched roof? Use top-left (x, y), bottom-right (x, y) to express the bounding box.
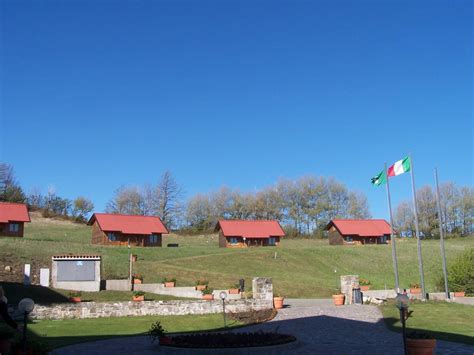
top-left (0, 203), bottom-right (31, 223)
top-left (88, 213), bottom-right (169, 235)
top-left (326, 219), bottom-right (391, 237)
top-left (216, 220), bottom-right (285, 238)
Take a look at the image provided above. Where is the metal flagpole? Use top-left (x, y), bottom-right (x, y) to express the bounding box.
top-left (434, 167), bottom-right (450, 300)
top-left (385, 163), bottom-right (400, 292)
top-left (409, 154), bottom-right (426, 300)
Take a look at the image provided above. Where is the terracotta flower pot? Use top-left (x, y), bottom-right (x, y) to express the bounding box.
top-left (410, 288), bottom-right (421, 294)
top-left (332, 294), bottom-right (345, 306)
top-left (273, 296), bottom-right (284, 309)
top-left (133, 279), bottom-right (142, 284)
top-left (454, 291), bottom-right (465, 297)
top-left (132, 295), bottom-right (144, 302)
top-left (0, 339), bottom-right (11, 355)
top-left (165, 282), bottom-right (175, 288)
top-left (196, 285), bottom-right (207, 291)
top-left (360, 285), bottom-right (370, 291)
top-left (69, 297), bottom-right (82, 303)
top-left (202, 294), bottom-right (214, 300)
top-left (228, 288), bottom-right (240, 294)
top-left (406, 338), bottom-right (436, 355)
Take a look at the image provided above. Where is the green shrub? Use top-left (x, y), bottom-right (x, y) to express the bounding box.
top-left (202, 288), bottom-right (213, 295)
top-left (446, 248), bottom-right (474, 293)
top-left (148, 321), bottom-right (166, 343)
top-left (133, 291), bottom-right (145, 297)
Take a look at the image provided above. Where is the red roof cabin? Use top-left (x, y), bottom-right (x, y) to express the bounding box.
top-left (0, 202), bottom-right (31, 238)
top-left (325, 219), bottom-right (392, 245)
top-left (88, 213), bottom-right (169, 247)
top-left (216, 220), bottom-right (285, 248)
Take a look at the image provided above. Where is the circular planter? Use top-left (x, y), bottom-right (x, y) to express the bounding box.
top-left (165, 282), bottom-right (175, 288)
top-left (132, 295), bottom-right (145, 302)
top-left (133, 279), bottom-right (142, 284)
top-left (332, 294), bottom-right (345, 306)
top-left (196, 285), bottom-right (207, 291)
top-left (454, 291), bottom-right (465, 297)
top-left (202, 294), bottom-right (214, 301)
top-left (69, 297), bottom-right (82, 303)
top-left (406, 338), bottom-right (436, 355)
top-left (229, 288), bottom-right (240, 295)
top-left (360, 285), bottom-right (370, 292)
top-left (273, 297), bottom-right (284, 309)
top-left (410, 288), bottom-right (421, 294)
top-left (161, 332), bottom-right (296, 348)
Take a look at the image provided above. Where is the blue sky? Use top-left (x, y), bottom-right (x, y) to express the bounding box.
top-left (1, 0), bottom-right (472, 217)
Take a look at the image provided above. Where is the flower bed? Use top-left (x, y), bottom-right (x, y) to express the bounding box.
top-left (161, 332), bottom-right (296, 348)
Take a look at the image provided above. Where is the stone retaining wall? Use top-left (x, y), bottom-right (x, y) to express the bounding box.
top-left (21, 299), bottom-right (273, 320)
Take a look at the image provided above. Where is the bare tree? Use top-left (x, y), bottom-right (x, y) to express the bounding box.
top-left (0, 163), bottom-right (25, 203)
top-left (106, 186), bottom-right (144, 215)
top-left (155, 171), bottom-right (183, 228)
top-left (72, 197), bottom-right (95, 222)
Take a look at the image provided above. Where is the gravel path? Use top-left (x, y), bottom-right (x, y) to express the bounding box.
top-left (50, 299), bottom-right (474, 355)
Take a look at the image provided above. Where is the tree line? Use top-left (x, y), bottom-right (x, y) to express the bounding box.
top-left (395, 183), bottom-right (473, 238)
top-left (2, 162), bottom-right (472, 237)
top-left (0, 163), bottom-right (94, 222)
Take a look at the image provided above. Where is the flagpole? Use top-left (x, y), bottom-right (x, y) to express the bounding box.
top-left (409, 153), bottom-right (426, 300)
top-left (434, 167), bottom-right (450, 300)
top-left (385, 163), bottom-right (400, 292)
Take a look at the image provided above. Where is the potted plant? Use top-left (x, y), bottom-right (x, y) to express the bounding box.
top-left (406, 331), bottom-right (436, 354)
top-left (359, 278), bottom-right (371, 291)
top-left (202, 288), bottom-right (214, 300)
top-left (273, 293), bottom-right (284, 309)
top-left (68, 290), bottom-right (82, 303)
top-left (133, 273), bottom-right (143, 284)
top-left (228, 283), bottom-right (241, 294)
top-left (452, 284), bottom-right (465, 297)
top-left (195, 279), bottom-right (208, 291)
top-left (332, 289), bottom-right (345, 306)
top-left (163, 277), bottom-right (176, 288)
top-left (410, 283), bottom-right (421, 294)
top-left (132, 290), bottom-right (145, 302)
top-left (148, 320), bottom-right (172, 345)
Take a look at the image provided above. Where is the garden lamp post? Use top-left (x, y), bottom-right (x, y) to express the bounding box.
top-left (18, 298), bottom-right (35, 354)
top-left (219, 291), bottom-right (227, 328)
top-left (395, 293), bottom-right (409, 355)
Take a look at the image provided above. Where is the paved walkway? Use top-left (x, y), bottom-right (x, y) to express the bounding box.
top-left (51, 299), bottom-right (474, 355)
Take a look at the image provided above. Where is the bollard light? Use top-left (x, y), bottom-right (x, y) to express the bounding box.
top-left (395, 293), bottom-right (410, 355)
top-left (219, 291), bottom-right (227, 328)
top-left (18, 298), bottom-right (35, 354)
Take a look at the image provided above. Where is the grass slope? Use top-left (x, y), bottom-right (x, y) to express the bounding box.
top-left (1, 216), bottom-right (472, 298)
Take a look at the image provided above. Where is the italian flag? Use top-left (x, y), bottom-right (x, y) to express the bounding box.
top-left (388, 157), bottom-right (411, 177)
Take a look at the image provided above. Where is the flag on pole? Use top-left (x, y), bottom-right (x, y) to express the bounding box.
top-left (371, 170), bottom-right (387, 186)
top-left (388, 157), bottom-right (411, 177)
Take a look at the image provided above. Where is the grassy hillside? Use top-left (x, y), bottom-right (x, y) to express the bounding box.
top-left (1, 215), bottom-right (472, 298)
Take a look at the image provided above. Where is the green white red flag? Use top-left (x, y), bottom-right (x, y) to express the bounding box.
top-left (388, 157), bottom-right (411, 177)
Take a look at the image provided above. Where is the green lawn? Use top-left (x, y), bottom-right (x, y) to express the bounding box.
top-left (1, 217), bottom-right (472, 298)
top-left (1, 313), bottom-right (242, 350)
top-left (381, 301), bottom-right (474, 345)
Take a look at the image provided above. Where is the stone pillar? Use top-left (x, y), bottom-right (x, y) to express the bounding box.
top-left (340, 275), bottom-right (359, 305)
top-left (252, 277), bottom-right (273, 300)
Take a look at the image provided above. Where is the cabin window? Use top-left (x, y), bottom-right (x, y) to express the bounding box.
top-left (344, 236), bottom-right (353, 242)
top-left (108, 232), bottom-right (116, 241)
top-left (381, 235), bottom-right (387, 243)
top-left (8, 223), bottom-right (19, 232)
top-left (229, 237), bottom-right (238, 244)
top-left (150, 234), bottom-right (158, 243)
top-left (268, 237), bottom-right (277, 246)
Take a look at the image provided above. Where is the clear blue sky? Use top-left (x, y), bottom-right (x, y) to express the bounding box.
top-left (1, 0), bottom-right (472, 217)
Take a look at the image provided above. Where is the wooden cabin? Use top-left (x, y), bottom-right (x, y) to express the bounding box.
top-left (0, 202), bottom-right (31, 238)
top-left (87, 213), bottom-right (169, 247)
top-left (216, 220), bottom-right (285, 248)
top-left (326, 219), bottom-right (391, 245)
